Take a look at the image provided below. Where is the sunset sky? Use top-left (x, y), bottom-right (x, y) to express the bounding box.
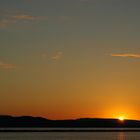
top-left (0, 0), bottom-right (140, 120)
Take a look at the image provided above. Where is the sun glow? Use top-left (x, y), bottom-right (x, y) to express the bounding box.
top-left (118, 117), bottom-right (125, 121)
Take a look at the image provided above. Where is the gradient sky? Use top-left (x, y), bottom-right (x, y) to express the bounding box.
top-left (0, 0), bottom-right (140, 120)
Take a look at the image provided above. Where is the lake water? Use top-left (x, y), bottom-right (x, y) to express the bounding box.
top-left (0, 132), bottom-right (140, 140)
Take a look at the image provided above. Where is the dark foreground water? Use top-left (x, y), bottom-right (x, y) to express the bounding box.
top-left (0, 132), bottom-right (140, 140)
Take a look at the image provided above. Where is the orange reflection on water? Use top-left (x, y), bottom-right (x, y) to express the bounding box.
top-left (118, 132), bottom-right (125, 140)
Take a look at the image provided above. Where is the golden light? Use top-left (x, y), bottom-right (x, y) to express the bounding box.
top-left (118, 117), bottom-right (125, 121)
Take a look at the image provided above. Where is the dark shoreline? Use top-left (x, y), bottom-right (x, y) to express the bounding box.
top-left (1, 116), bottom-right (140, 128)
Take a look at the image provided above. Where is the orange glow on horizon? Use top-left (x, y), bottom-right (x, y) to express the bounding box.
top-left (118, 117), bottom-right (125, 121)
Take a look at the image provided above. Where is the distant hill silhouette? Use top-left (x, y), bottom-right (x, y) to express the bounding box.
top-left (0, 115), bottom-right (140, 128)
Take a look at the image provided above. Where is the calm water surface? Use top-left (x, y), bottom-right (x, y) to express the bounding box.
top-left (0, 132), bottom-right (140, 140)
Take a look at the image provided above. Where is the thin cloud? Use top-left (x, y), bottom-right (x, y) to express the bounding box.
top-left (111, 53), bottom-right (140, 58)
top-left (51, 52), bottom-right (63, 60)
top-left (12, 14), bottom-right (35, 20)
top-left (0, 61), bottom-right (16, 69)
top-left (41, 51), bottom-right (63, 61)
top-left (0, 14), bottom-right (41, 28)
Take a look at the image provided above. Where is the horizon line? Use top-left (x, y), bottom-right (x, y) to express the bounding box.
top-left (0, 115), bottom-right (139, 121)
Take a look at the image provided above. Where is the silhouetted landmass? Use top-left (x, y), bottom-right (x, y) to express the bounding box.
top-left (0, 115), bottom-right (140, 128)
